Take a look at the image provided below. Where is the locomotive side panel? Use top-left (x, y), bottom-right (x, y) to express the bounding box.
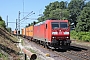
top-left (39, 24), bottom-right (45, 40)
top-left (33, 25), bottom-right (38, 39)
top-left (33, 22), bottom-right (46, 41)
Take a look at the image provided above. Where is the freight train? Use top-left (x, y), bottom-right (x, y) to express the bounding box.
top-left (21, 19), bottom-right (71, 49)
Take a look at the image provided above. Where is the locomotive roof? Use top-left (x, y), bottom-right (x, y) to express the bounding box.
top-left (34, 20), bottom-right (68, 26)
top-left (34, 21), bottom-right (45, 26)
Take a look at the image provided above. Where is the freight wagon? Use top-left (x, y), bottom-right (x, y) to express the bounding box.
top-left (22, 26), bottom-right (34, 40)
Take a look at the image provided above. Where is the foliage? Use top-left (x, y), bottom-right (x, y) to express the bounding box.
top-left (6, 27), bottom-right (12, 32)
top-left (25, 21), bottom-right (39, 27)
top-left (0, 16), bottom-right (3, 21)
top-left (38, 16), bottom-right (45, 22)
top-left (48, 9), bottom-right (70, 20)
top-left (0, 20), bottom-right (6, 28)
top-left (25, 23), bottom-right (31, 27)
top-left (85, 1), bottom-right (90, 7)
top-left (71, 30), bottom-right (90, 42)
top-left (37, 1), bottom-right (69, 22)
top-left (29, 48), bottom-right (36, 53)
top-left (0, 53), bottom-right (8, 60)
top-left (68, 0), bottom-right (85, 27)
top-left (76, 7), bottom-right (90, 32)
top-left (0, 16), bottom-right (6, 28)
top-left (0, 16), bottom-right (12, 32)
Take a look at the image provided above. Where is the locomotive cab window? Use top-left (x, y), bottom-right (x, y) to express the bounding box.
top-left (51, 22), bottom-right (68, 29)
top-left (46, 24), bottom-right (47, 29)
top-left (51, 22), bottom-right (59, 29)
top-left (60, 22), bottom-right (68, 28)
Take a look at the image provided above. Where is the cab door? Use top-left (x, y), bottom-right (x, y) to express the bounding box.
top-left (44, 23), bottom-right (47, 41)
top-left (45, 21), bottom-right (52, 42)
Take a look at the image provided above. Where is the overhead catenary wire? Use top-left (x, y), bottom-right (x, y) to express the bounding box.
top-left (20, 11), bottom-right (34, 21)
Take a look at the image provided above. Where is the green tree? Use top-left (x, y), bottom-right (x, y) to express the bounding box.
top-left (59, 1), bottom-right (67, 9)
top-left (0, 16), bottom-right (6, 28)
top-left (43, 1), bottom-right (60, 19)
top-left (48, 9), bottom-right (69, 20)
top-left (68, 0), bottom-right (85, 27)
top-left (0, 21), bottom-right (6, 28)
top-left (28, 23), bottom-right (31, 26)
top-left (76, 7), bottom-right (90, 32)
top-left (38, 16), bottom-right (45, 22)
top-left (0, 16), bottom-right (12, 32)
top-left (6, 27), bottom-right (12, 32)
top-left (0, 16), bottom-right (3, 21)
top-left (40, 1), bottom-right (68, 22)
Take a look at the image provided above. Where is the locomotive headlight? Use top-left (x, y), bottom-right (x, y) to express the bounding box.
top-left (64, 32), bottom-right (69, 35)
top-left (66, 37), bottom-right (69, 38)
top-left (52, 37), bottom-right (55, 38)
top-left (52, 32), bottom-right (58, 34)
top-left (52, 37), bottom-right (56, 39)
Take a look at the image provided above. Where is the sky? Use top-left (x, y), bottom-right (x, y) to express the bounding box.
top-left (0, 0), bottom-right (71, 31)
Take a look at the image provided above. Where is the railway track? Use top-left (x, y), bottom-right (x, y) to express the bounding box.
top-left (66, 45), bottom-right (90, 60)
top-left (50, 45), bottom-right (90, 60)
top-left (41, 43), bottom-right (90, 60)
top-left (66, 50), bottom-right (90, 60)
top-left (53, 50), bottom-right (72, 60)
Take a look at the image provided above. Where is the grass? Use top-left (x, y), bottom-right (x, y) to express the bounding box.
top-left (21, 39), bottom-right (24, 45)
top-left (0, 53), bottom-right (8, 60)
top-left (29, 48), bottom-right (36, 53)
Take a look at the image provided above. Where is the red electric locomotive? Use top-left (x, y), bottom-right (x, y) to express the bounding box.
top-left (33, 19), bottom-right (71, 49)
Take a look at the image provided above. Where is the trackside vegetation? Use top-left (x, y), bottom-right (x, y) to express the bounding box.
top-left (0, 53), bottom-right (8, 60)
top-left (0, 16), bottom-right (6, 28)
top-left (71, 31), bottom-right (90, 42)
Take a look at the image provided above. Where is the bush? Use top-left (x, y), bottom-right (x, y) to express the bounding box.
top-left (70, 30), bottom-right (90, 42)
top-left (0, 53), bottom-right (2, 57)
top-left (0, 21), bottom-right (6, 28)
top-left (82, 35), bottom-right (90, 42)
top-left (6, 27), bottom-right (12, 32)
top-left (70, 30), bottom-right (79, 39)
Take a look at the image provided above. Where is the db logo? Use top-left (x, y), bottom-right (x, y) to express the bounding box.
top-left (59, 32), bottom-right (62, 34)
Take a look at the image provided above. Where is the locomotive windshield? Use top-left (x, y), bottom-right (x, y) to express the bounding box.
top-left (60, 22), bottom-right (68, 28)
top-left (52, 22), bottom-right (59, 29)
top-left (51, 22), bottom-right (68, 29)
